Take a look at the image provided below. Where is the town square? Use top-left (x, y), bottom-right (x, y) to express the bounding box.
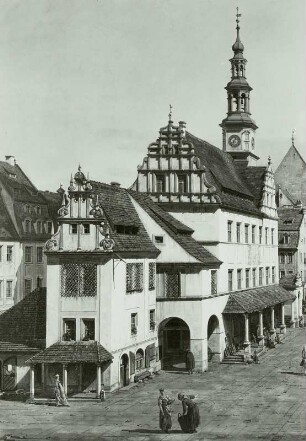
top-left (0, 1), bottom-right (305, 440)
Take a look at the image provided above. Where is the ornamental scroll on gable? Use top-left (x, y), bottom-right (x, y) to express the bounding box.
top-left (44, 166), bottom-right (115, 252)
top-left (131, 118), bottom-right (219, 204)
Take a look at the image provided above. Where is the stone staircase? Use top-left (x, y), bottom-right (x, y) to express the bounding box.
top-left (221, 353), bottom-right (245, 364)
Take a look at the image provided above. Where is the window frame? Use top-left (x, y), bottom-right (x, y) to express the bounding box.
top-left (6, 280), bottom-right (13, 298)
top-left (251, 225), bottom-right (255, 244)
top-left (24, 278), bottom-right (32, 296)
top-left (7, 246), bottom-right (13, 262)
top-left (244, 224), bottom-right (249, 243)
top-left (228, 270), bottom-right (233, 292)
top-left (25, 246), bottom-right (33, 264)
top-left (236, 223), bottom-right (241, 243)
top-left (36, 246), bottom-right (43, 264)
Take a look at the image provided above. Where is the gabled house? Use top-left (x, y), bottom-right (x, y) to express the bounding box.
top-left (0, 156), bottom-right (60, 312)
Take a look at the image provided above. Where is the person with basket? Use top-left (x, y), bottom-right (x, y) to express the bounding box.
top-left (158, 388), bottom-right (174, 433)
top-left (177, 393), bottom-right (200, 433)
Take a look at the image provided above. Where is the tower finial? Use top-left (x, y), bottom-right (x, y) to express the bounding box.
top-left (168, 104), bottom-right (173, 122)
top-left (291, 128), bottom-right (296, 146)
top-left (236, 6), bottom-right (241, 30)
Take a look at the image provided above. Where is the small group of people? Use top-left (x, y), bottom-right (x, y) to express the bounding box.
top-left (300, 344), bottom-right (306, 375)
top-left (158, 388), bottom-right (200, 434)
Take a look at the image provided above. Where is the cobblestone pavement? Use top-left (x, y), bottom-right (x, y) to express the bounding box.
top-left (0, 328), bottom-right (306, 441)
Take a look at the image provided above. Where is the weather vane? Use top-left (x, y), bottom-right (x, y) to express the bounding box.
top-left (169, 104), bottom-right (173, 121)
top-left (291, 128), bottom-right (296, 145)
top-left (236, 6), bottom-right (241, 28)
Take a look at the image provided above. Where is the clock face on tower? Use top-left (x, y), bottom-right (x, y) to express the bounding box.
top-left (228, 134), bottom-right (241, 148)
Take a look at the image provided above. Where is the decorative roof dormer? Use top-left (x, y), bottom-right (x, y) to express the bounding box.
top-left (45, 166), bottom-right (114, 253)
top-left (220, 8), bottom-right (258, 164)
top-left (131, 107), bottom-right (219, 204)
top-left (259, 156), bottom-right (278, 219)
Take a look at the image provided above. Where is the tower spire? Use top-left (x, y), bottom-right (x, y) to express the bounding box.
top-left (220, 7), bottom-right (258, 165)
top-left (291, 128), bottom-right (296, 146)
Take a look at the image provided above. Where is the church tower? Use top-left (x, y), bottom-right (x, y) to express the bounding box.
top-left (220, 8), bottom-right (258, 164)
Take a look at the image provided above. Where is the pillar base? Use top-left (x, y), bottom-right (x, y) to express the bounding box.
top-left (289, 319), bottom-right (296, 328)
top-left (243, 341), bottom-right (251, 353)
top-left (280, 324), bottom-right (286, 334)
top-left (257, 336), bottom-right (265, 347)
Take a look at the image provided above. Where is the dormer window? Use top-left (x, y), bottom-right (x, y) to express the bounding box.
top-left (9, 173), bottom-right (16, 179)
top-left (154, 235), bottom-right (164, 244)
top-left (115, 225), bottom-right (138, 235)
top-left (36, 206), bottom-right (41, 215)
top-left (25, 219), bottom-right (31, 233)
top-left (284, 219), bottom-right (293, 225)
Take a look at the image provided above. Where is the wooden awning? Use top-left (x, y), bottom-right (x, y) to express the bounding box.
top-left (223, 285), bottom-right (296, 314)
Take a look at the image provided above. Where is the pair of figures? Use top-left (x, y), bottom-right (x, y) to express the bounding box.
top-left (158, 388), bottom-right (200, 434)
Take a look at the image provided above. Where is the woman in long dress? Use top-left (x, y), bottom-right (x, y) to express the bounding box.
top-left (178, 393), bottom-right (200, 433)
top-left (158, 388), bottom-right (174, 433)
top-left (54, 374), bottom-right (70, 407)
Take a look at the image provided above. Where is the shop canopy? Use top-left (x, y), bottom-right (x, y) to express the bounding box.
top-left (223, 285), bottom-right (296, 315)
top-left (26, 341), bottom-right (113, 365)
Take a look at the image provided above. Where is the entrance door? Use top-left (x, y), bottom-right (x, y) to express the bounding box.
top-left (120, 354), bottom-right (129, 387)
top-left (3, 357), bottom-right (17, 391)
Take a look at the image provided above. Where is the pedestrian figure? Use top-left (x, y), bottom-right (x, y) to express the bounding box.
top-left (186, 349), bottom-right (195, 374)
top-left (300, 344), bottom-right (306, 375)
top-left (158, 388), bottom-right (174, 433)
top-left (177, 393), bottom-right (200, 433)
top-left (252, 350), bottom-right (259, 364)
top-left (54, 374), bottom-right (69, 407)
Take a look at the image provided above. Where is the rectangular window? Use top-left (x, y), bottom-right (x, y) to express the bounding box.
top-left (211, 270), bottom-right (217, 295)
top-left (37, 277), bottom-right (43, 288)
top-left (288, 254), bottom-right (293, 264)
top-left (25, 246), bottom-right (33, 263)
top-left (227, 221), bottom-right (232, 242)
top-left (70, 224), bottom-right (78, 234)
top-left (271, 228), bottom-right (274, 245)
top-left (237, 269), bottom-right (242, 289)
top-left (163, 272), bottom-right (181, 298)
top-left (148, 262), bottom-right (156, 290)
top-left (252, 225), bottom-right (255, 244)
top-left (244, 224), bottom-right (249, 243)
top-left (245, 269), bottom-right (250, 288)
top-left (61, 264), bottom-right (97, 297)
top-left (36, 247), bottom-right (43, 263)
top-left (25, 279), bottom-right (32, 296)
top-left (280, 270), bottom-right (285, 279)
top-left (37, 221), bottom-right (42, 234)
top-left (236, 223), bottom-right (241, 243)
top-left (279, 254), bottom-right (285, 264)
top-left (81, 319), bottom-right (95, 341)
top-left (47, 221), bottom-right (52, 234)
top-left (62, 319), bottom-right (76, 341)
top-left (6, 281), bottom-right (13, 298)
top-left (259, 226), bottom-right (262, 244)
top-left (259, 268), bottom-right (263, 286)
top-left (0, 280), bottom-right (3, 299)
top-left (265, 267), bottom-right (269, 285)
top-left (83, 224), bottom-right (90, 234)
top-left (36, 206), bottom-right (41, 215)
top-left (154, 236), bottom-right (164, 244)
top-left (265, 227), bottom-right (268, 244)
top-left (228, 270), bottom-right (233, 292)
top-left (7, 246), bottom-right (13, 262)
top-left (150, 309), bottom-right (156, 331)
top-left (177, 174), bottom-right (187, 193)
top-left (126, 263), bottom-right (144, 293)
top-left (0, 245), bottom-right (2, 261)
top-left (252, 268), bottom-right (256, 287)
top-left (131, 313), bottom-right (138, 335)
top-left (25, 219), bottom-right (31, 233)
top-left (156, 175), bottom-right (165, 193)
top-left (272, 267), bottom-right (275, 284)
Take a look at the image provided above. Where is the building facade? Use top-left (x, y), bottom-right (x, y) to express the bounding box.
top-left (0, 156), bottom-right (60, 312)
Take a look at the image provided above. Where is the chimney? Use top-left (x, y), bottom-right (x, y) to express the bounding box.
top-left (110, 182), bottom-right (121, 188)
top-left (5, 155), bottom-right (15, 166)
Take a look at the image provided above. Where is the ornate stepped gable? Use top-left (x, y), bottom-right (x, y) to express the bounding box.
top-left (133, 112), bottom-right (220, 204)
top-left (45, 166), bottom-right (115, 253)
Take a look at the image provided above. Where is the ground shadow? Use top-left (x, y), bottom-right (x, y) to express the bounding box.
top-left (280, 371), bottom-right (305, 376)
top-left (123, 429), bottom-right (183, 434)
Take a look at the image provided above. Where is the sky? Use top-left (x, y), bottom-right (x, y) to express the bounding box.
top-left (0, 0), bottom-right (305, 191)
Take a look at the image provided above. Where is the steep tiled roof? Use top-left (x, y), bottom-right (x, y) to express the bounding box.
top-left (0, 288), bottom-right (46, 349)
top-left (186, 132), bottom-right (263, 214)
top-left (223, 285), bottom-right (295, 314)
top-left (27, 341), bottom-right (113, 364)
top-left (0, 192), bottom-right (19, 240)
top-left (278, 207), bottom-right (304, 231)
top-left (278, 231), bottom-right (299, 249)
top-left (91, 181), bottom-right (159, 255)
top-left (129, 191), bottom-right (221, 267)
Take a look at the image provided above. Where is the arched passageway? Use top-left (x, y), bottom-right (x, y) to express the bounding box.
top-left (120, 354), bottom-right (129, 387)
top-left (158, 317), bottom-right (190, 370)
top-left (207, 315), bottom-right (221, 362)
